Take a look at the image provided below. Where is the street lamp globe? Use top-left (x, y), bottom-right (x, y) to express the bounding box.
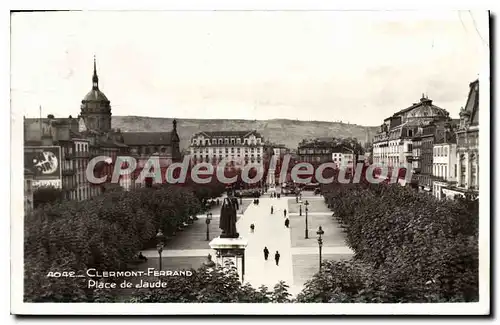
top-left (207, 212), bottom-right (213, 221)
top-left (317, 226), bottom-right (324, 238)
top-left (156, 229), bottom-right (165, 244)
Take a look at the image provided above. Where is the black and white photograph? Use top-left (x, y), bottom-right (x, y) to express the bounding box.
top-left (9, 6), bottom-right (490, 316)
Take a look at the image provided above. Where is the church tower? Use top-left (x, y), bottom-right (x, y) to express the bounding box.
top-left (171, 119), bottom-right (181, 161)
top-left (80, 56), bottom-right (112, 133)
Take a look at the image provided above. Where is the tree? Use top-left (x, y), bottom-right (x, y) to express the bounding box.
top-left (301, 183), bottom-right (479, 303)
top-left (126, 264), bottom-right (292, 303)
top-left (33, 186), bottom-right (64, 208)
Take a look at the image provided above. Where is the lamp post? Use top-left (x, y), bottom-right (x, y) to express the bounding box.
top-left (299, 200), bottom-right (303, 216)
top-left (304, 200), bottom-right (310, 239)
top-left (206, 212), bottom-right (213, 241)
top-left (156, 229), bottom-right (165, 271)
top-left (317, 226), bottom-right (324, 272)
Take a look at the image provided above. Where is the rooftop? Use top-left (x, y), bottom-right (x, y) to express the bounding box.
top-left (194, 130), bottom-right (263, 139)
top-left (121, 132), bottom-right (173, 146)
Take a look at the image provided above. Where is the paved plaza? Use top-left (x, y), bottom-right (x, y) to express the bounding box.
top-left (141, 190), bottom-right (353, 296)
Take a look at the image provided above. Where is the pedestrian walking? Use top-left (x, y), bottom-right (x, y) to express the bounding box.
top-left (283, 209), bottom-right (287, 218)
top-left (250, 223), bottom-right (255, 233)
top-left (263, 247), bottom-right (269, 261)
top-left (275, 251), bottom-right (280, 266)
top-left (271, 206), bottom-right (274, 214)
top-left (284, 218), bottom-right (289, 228)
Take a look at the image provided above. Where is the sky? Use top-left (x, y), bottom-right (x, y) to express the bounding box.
top-left (11, 10), bottom-right (488, 126)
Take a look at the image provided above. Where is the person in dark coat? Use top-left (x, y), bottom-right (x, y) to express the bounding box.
top-left (138, 252), bottom-right (148, 262)
top-left (275, 251), bottom-right (280, 266)
top-left (263, 247), bottom-right (269, 260)
top-left (283, 209), bottom-right (287, 218)
top-left (284, 218), bottom-right (289, 228)
top-left (250, 223), bottom-right (255, 233)
top-left (271, 206), bottom-right (274, 214)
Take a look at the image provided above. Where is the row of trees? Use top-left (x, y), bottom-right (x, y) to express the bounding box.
top-left (25, 185), bottom-right (204, 302)
top-left (297, 183), bottom-right (479, 302)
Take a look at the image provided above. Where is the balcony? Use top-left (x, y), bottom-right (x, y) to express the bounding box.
top-left (74, 151), bottom-right (90, 158)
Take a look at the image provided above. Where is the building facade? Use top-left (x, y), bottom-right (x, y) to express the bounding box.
top-left (189, 131), bottom-right (265, 167)
top-left (373, 95), bottom-right (450, 168)
top-left (441, 80), bottom-right (479, 199)
top-left (263, 142), bottom-right (290, 186)
top-left (24, 57), bottom-right (181, 200)
top-left (331, 151), bottom-right (354, 169)
top-left (24, 168), bottom-right (34, 215)
top-left (433, 138), bottom-right (457, 200)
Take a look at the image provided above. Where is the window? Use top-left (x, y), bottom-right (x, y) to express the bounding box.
top-left (219, 139), bottom-right (223, 145)
top-left (231, 138), bottom-right (235, 145)
top-left (212, 139), bottom-right (217, 144)
top-left (225, 138), bottom-right (229, 144)
top-left (459, 155), bottom-right (466, 186)
top-left (470, 154), bottom-right (478, 188)
top-left (237, 138), bottom-right (241, 144)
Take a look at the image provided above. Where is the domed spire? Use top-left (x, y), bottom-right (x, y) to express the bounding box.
top-left (92, 55), bottom-right (99, 90)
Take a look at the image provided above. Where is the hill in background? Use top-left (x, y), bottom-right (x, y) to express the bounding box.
top-left (112, 116), bottom-right (379, 150)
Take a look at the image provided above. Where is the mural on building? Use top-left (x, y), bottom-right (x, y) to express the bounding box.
top-left (24, 146), bottom-right (62, 188)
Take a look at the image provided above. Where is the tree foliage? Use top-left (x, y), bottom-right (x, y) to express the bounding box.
top-left (25, 185), bottom-right (203, 302)
top-left (298, 183), bottom-right (479, 303)
top-left (125, 265), bottom-right (292, 303)
top-left (33, 186), bottom-right (64, 208)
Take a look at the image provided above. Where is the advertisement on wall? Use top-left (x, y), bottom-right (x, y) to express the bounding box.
top-left (24, 146), bottom-right (62, 189)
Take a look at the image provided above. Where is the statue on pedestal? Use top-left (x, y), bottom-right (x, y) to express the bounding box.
top-left (219, 197), bottom-right (239, 238)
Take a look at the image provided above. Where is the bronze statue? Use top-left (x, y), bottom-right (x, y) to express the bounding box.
top-left (219, 197), bottom-right (239, 238)
top-left (203, 253), bottom-right (216, 268)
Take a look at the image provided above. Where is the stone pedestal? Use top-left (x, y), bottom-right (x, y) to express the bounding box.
top-left (209, 236), bottom-right (248, 283)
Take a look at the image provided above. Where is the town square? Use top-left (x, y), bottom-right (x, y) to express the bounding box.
top-left (11, 9), bottom-right (488, 315)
